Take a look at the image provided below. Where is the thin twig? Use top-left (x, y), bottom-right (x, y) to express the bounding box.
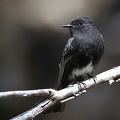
top-left (0, 89), bottom-right (52, 99)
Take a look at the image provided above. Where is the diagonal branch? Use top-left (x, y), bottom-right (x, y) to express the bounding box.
top-left (1, 66), bottom-right (120, 120)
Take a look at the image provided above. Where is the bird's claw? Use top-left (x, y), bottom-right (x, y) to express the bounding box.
top-left (77, 82), bottom-right (86, 92)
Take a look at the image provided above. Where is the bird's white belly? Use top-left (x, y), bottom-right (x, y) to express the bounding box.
top-left (70, 61), bottom-right (93, 79)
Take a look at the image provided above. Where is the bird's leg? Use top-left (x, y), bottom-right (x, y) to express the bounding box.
top-left (87, 74), bottom-right (96, 84)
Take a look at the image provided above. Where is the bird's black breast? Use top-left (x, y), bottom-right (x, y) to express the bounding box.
top-left (58, 34), bottom-right (104, 88)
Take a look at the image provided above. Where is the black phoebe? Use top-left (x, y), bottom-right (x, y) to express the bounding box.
top-left (56, 16), bottom-right (104, 89)
top-left (41, 16), bottom-right (104, 113)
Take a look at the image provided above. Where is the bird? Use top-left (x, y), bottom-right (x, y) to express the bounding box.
top-left (41, 16), bottom-right (104, 113)
top-left (56, 16), bottom-right (104, 89)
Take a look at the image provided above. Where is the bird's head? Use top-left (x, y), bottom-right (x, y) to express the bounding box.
top-left (62, 16), bottom-right (96, 36)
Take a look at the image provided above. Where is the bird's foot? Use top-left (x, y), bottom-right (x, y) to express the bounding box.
top-left (77, 82), bottom-right (86, 92)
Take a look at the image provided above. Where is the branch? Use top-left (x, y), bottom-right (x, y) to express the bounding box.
top-left (0, 89), bottom-right (52, 99)
top-left (1, 66), bottom-right (120, 120)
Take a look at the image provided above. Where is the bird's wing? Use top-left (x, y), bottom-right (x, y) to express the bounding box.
top-left (56, 37), bottom-right (78, 89)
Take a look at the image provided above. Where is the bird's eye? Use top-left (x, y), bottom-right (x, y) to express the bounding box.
top-left (79, 21), bottom-right (84, 25)
top-left (71, 20), bottom-right (84, 26)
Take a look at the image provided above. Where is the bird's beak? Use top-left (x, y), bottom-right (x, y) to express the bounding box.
top-left (62, 24), bottom-right (73, 28)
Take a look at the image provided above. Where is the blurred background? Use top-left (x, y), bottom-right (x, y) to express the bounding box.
top-left (0, 0), bottom-right (120, 120)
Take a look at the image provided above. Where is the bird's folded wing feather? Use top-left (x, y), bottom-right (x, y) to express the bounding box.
top-left (56, 37), bottom-right (78, 89)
